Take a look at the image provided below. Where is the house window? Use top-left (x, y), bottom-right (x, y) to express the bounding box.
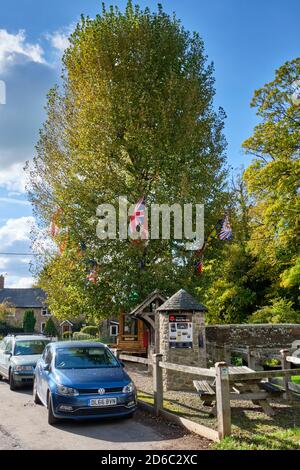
top-left (6, 311), bottom-right (16, 318)
top-left (122, 315), bottom-right (138, 336)
top-left (41, 322), bottom-right (46, 333)
top-left (110, 324), bottom-right (119, 337)
top-left (41, 308), bottom-right (51, 316)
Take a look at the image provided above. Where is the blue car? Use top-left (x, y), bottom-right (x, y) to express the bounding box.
top-left (33, 341), bottom-right (137, 425)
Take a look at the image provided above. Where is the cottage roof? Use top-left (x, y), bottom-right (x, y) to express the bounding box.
top-left (0, 288), bottom-right (46, 309)
top-left (157, 289), bottom-right (207, 312)
top-left (129, 289), bottom-right (166, 317)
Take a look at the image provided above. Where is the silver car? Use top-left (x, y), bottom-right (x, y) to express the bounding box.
top-left (0, 335), bottom-right (50, 390)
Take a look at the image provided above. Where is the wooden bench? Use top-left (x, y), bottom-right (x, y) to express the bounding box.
top-left (259, 381), bottom-right (284, 395)
top-left (193, 380), bottom-right (217, 413)
top-left (193, 380), bottom-right (215, 396)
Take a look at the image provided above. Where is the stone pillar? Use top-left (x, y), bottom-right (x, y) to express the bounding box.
top-left (158, 310), bottom-right (207, 391)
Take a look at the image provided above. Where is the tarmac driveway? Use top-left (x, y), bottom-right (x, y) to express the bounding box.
top-left (0, 380), bottom-right (210, 450)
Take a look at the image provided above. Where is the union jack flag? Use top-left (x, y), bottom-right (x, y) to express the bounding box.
top-left (129, 195), bottom-right (148, 240)
top-left (219, 213), bottom-right (232, 241)
top-left (87, 269), bottom-right (97, 285)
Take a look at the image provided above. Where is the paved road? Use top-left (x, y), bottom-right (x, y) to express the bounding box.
top-left (0, 380), bottom-right (209, 450)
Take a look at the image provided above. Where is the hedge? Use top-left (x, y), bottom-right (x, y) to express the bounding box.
top-left (81, 326), bottom-right (99, 337)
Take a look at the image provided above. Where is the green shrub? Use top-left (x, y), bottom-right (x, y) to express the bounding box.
top-left (43, 317), bottom-right (58, 337)
top-left (231, 355), bottom-right (243, 366)
top-left (0, 321), bottom-right (23, 336)
top-left (264, 358), bottom-right (281, 367)
top-left (81, 326), bottom-right (99, 337)
top-left (62, 331), bottom-right (73, 340)
top-left (73, 331), bottom-right (93, 341)
top-left (249, 298), bottom-right (299, 324)
top-left (23, 310), bottom-right (36, 333)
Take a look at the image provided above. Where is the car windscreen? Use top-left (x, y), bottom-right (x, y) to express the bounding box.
top-left (14, 340), bottom-right (49, 356)
top-left (55, 347), bottom-right (120, 369)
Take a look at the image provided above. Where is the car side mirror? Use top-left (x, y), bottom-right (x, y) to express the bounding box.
top-left (120, 361), bottom-right (125, 368)
top-left (43, 363), bottom-right (50, 372)
top-left (4, 351), bottom-right (12, 357)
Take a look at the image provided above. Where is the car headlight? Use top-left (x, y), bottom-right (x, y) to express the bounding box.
top-left (122, 382), bottom-right (135, 393)
top-left (56, 385), bottom-right (79, 397)
top-left (14, 365), bottom-right (33, 372)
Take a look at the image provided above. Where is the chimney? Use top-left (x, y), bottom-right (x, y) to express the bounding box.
top-left (0, 275), bottom-right (4, 289)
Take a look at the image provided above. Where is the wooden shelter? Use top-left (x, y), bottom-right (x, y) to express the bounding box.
top-left (117, 290), bottom-right (166, 355)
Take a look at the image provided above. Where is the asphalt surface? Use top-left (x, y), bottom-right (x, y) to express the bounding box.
top-left (0, 380), bottom-right (210, 450)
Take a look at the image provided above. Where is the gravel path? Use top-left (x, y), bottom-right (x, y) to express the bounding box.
top-left (125, 361), bottom-right (300, 434)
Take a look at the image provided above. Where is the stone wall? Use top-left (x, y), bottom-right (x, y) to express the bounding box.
top-left (206, 324), bottom-right (300, 365)
top-left (158, 311), bottom-right (207, 391)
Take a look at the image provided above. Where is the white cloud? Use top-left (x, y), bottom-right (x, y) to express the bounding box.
top-left (48, 31), bottom-right (70, 53)
top-left (0, 29), bottom-right (45, 73)
top-left (0, 162), bottom-right (27, 193)
top-left (0, 216), bottom-right (35, 249)
top-left (5, 276), bottom-right (34, 288)
top-left (0, 256), bottom-right (10, 270)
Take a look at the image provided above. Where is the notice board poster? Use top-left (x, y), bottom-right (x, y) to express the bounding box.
top-left (169, 313), bottom-right (193, 349)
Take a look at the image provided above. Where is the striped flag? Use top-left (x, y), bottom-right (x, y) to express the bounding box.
top-left (219, 213), bottom-right (232, 241)
top-left (129, 195), bottom-right (149, 240)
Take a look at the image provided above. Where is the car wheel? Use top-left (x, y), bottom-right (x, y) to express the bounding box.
top-left (0, 374), bottom-right (3, 381)
top-left (47, 393), bottom-right (58, 425)
top-left (9, 371), bottom-right (17, 391)
top-left (33, 379), bottom-right (42, 405)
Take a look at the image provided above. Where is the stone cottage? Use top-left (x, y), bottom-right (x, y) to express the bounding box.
top-left (0, 275), bottom-right (50, 333)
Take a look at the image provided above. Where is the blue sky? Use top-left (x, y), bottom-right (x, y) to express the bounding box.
top-left (0, 0), bottom-right (299, 287)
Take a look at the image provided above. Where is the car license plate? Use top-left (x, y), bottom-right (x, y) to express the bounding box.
top-left (89, 398), bottom-right (117, 407)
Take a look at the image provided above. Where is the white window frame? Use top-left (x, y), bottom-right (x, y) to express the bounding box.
top-left (6, 311), bottom-right (16, 318)
top-left (41, 308), bottom-right (51, 317)
top-left (110, 324), bottom-right (119, 337)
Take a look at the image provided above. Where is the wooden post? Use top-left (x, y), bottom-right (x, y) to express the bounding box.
top-left (281, 349), bottom-right (291, 402)
top-left (247, 346), bottom-right (256, 370)
top-left (215, 362), bottom-right (231, 439)
top-left (153, 353), bottom-right (163, 416)
top-left (224, 345), bottom-right (231, 364)
top-left (116, 349), bottom-right (121, 360)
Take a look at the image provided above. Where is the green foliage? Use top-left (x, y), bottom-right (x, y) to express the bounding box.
top-left (81, 325), bottom-right (99, 337)
top-left (28, 1), bottom-right (228, 321)
top-left (0, 302), bottom-right (15, 321)
top-left (204, 58), bottom-right (300, 325)
top-left (62, 331), bottom-right (72, 340)
top-left (73, 331), bottom-right (93, 340)
top-left (231, 355), bottom-right (243, 366)
top-left (249, 298), bottom-right (299, 324)
top-left (0, 321), bottom-right (23, 337)
top-left (264, 358), bottom-right (281, 367)
top-left (43, 317), bottom-right (58, 337)
top-left (22, 310), bottom-right (36, 333)
top-left (281, 257), bottom-right (300, 290)
top-left (243, 58), bottom-right (300, 311)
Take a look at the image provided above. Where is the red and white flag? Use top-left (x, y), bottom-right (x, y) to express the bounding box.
top-left (129, 195), bottom-right (149, 240)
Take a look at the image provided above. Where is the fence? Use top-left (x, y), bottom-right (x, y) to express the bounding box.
top-left (118, 349), bottom-right (300, 442)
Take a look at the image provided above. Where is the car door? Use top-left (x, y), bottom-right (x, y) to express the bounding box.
top-left (2, 339), bottom-right (13, 378)
top-left (0, 339), bottom-right (6, 375)
top-left (37, 345), bottom-right (52, 404)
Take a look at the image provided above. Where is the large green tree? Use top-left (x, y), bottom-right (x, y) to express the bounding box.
top-left (197, 173), bottom-right (272, 324)
top-left (243, 58), bottom-right (300, 316)
top-left (28, 2), bottom-right (228, 320)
